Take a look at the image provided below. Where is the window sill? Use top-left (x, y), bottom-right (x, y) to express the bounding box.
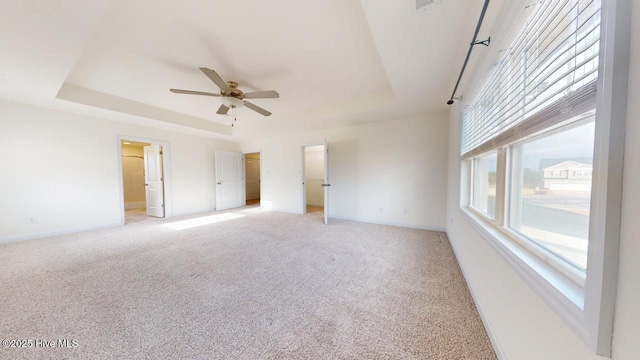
top-left (459, 206), bottom-right (588, 340)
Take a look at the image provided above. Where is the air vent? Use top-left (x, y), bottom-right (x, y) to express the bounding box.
top-left (416, 0), bottom-right (435, 11)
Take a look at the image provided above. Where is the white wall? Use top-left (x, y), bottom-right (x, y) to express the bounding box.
top-left (240, 113), bottom-right (449, 230)
top-left (0, 100), bottom-right (239, 242)
top-left (444, 2), bottom-right (639, 358)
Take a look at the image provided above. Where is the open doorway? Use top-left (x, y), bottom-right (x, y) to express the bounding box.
top-left (120, 139), bottom-right (166, 224)
top-left (245, 152), bottom-right (261, 206)
top-left (303, 145), bottom-right (325, 215)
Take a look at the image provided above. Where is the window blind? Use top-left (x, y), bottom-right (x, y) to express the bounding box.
top-left (461, 0), bottom-right (601, 159)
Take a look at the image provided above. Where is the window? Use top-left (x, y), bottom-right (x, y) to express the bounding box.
top-left (509, 117), bottom-right (595, 272)
top-left (464, 0), bottom-right (601, 277)
top-left (472, 152), bottom-right (498, 219)
top-left (458, 0), bottom-right (628, 355)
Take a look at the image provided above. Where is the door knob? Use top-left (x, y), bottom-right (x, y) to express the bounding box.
top-left (217, 182), bottom-right (222, 185)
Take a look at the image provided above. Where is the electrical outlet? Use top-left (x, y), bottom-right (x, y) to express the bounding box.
top-left (27, 217), bottom-right (37, 224)
top-left (378, 207), bottom-right (384, 213)
top-left (403, 208), bottom-right (409, 215)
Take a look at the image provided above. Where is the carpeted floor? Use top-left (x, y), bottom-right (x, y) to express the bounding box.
top-left (0, 208), bottom-right (496, 359)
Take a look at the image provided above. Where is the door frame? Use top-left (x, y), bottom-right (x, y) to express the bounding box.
top-left (117, 136), bottom-right (172, 225)
top-left (243, 150), bottom-right (262, 207)
top-left (301, 141), bottom-right (325, 214)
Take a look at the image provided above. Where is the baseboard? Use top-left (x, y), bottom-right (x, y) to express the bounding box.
top-left (446, 228), bottom-right (507, 360)
top-left (275, 208), bottom-right (305, 215)
top-left (125, 201), bottom-right (146, 210)
top-left (0, 222), bottom-right (122, 245)
top-left (329, 214), bottom-right (446, 232)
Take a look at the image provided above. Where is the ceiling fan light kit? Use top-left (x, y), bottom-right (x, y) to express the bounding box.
top-left (169, 67), bottom-right (279, 128)
top-left (221, 96), bottom-right (244, 109)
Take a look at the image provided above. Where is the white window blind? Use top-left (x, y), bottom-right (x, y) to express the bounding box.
top-left (462, 0), bottom-right (601, 158)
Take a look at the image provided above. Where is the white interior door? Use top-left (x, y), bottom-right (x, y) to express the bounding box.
top-left (323, 139), bottom-right (330, 224)
top-left (215, 151), bottom-right (245, 211)
top-left (144, 145), bottom-right (165, 217)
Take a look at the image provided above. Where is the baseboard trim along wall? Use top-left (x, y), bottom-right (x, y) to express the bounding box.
top-left (329, 215), bottom-right (446, 232)
top-left (446, 228), bottom-right (507, 360)
top-left (0, 222), bottom-right (123, 245)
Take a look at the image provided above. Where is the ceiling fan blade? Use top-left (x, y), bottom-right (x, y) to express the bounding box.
top-left (170, 89), bottom-right (221, 96)
top-left (243, 90), bottom-right (280, 99)
top-left (217, 104), bottom-right (230, 115)
top-left (199, 67), bottom-right (230, 91)
top-left (243, 101), bottom-right (272, 116)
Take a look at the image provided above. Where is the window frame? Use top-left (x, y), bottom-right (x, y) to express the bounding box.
top-left (471, 117), bottom-right (595, 285)
top-left (469, 150), bottom-right (500, 221)
top-left (506, 116), bottom-right (594, 276)
top-left (457, 0), bottom-right (630, 356)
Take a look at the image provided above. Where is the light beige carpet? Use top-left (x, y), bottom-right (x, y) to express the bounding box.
top-left (0, 208), bottom-right (496, 359)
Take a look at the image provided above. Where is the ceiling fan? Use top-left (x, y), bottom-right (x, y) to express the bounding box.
top-left (170, 67), bottom-right (279, 117)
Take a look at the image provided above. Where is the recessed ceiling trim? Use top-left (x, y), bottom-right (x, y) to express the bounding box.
top-left (56, 83), bottom-right (231, 136)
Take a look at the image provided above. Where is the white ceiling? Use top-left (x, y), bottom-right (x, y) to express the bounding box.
top-left (0, 0), bottom-right (506, 141)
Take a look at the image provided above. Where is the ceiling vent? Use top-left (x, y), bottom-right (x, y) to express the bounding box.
top-left (416, 0), bottom-right (435, 11)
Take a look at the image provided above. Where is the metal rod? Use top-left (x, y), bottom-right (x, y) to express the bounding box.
top-left (447, 0), bottom-right (491, 105)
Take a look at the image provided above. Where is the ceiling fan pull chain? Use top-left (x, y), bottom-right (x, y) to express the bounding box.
top-left (231, 106), bottom-right (237, 127)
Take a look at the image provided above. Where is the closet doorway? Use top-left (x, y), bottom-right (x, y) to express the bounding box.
top-left (302, 145), bottom-right (326, 216)
top-left (119, 138), bottom-right (168, 224)
top-left (245, 152), bottom-right (261, 206)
